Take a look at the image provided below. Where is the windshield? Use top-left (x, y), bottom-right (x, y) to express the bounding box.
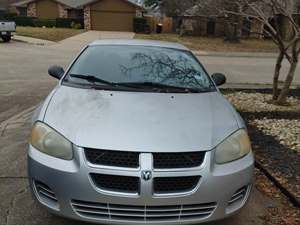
top-left (64, 45), bottom-right (215, 93)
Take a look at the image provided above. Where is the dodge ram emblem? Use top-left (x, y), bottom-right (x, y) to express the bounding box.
top-left (142, 171), bottom-right (152, 181)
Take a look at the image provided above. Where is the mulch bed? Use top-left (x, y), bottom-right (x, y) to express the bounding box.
top-left (222, 88), bottom-right (300, 97)
top-left (223, 88), bottom-right (300, 207)
top-left (246, 122), bottom-right (300, 206)
top-left (255, 169), bottom-right (300, 225)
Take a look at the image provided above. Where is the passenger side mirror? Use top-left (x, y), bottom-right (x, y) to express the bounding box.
top-left (212, 73), bottom-right (226, 86)
top-left (48, 65), bottom-right (65, 80)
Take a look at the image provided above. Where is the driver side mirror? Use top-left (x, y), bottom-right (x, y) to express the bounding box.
top-left (48, 65), bottom-right (65, 80)
top-left (212, 73), bottom-right (226, 86)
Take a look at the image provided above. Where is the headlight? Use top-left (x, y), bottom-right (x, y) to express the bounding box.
top-left (30, 122), bottom-right (73, 160)
top-left (215, 129), bottom-right (251, 164)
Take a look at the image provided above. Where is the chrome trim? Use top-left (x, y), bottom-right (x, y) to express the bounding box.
top-left (88, 174), bottom-right (140, 198)
top-left (70, 200), bottom-right (218, 222)
top-left (153, 153), bottom-right (208, 172)
top-left (82, 147), bottom-right (141, 172)
top-left (152, 177), bottom-right (202, 198)
top-left (82, 146), bottom-right (207, 173)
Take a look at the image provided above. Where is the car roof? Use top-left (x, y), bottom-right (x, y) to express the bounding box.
top-left (89, 39), bottom-right (189, 51)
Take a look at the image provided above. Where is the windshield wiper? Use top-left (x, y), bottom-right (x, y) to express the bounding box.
top-left (117, 82), bottom-right (203, 93)
top-left (68, 75), bottom-right (212, 93)
top-left (69, 74), bottom-right (117, 86)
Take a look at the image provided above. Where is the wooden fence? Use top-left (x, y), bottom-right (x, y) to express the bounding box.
top-left (145, 16), bottom-right (173, 33)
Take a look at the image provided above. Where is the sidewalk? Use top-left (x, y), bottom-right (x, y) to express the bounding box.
top-left (49, 31), bottom-right (135, 52)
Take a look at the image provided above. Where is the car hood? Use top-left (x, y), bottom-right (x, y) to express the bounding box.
top-left (43, 86), bottom-right (239, 152)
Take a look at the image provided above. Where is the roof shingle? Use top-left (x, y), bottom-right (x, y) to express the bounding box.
top-left (12, 0), bottom-right (142, 9)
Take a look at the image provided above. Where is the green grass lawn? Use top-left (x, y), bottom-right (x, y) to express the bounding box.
top-left (16, 26), bottom-right (85, 42)
top-left (135, 33), bottom-right (277, 52)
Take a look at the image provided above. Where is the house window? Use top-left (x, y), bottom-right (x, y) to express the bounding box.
top-left (207, 19), bottom-right (216, 36)
top-left (67, 9), bottom-right (83, 19)
top-left (18, 7), bottom-right (27, 16)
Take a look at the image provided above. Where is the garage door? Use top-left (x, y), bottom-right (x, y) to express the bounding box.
top-left (91, 11), bottom-right (135, 31)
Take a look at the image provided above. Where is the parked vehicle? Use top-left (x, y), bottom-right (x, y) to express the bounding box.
top-left (28, 40), bottom-right (254, 224)
top-left (0, 20), bottom-right (16, 42)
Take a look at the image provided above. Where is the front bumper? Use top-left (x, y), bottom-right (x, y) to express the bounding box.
top-left (0, 31), bottom-right (13, 35)
top-left (28, 145), bottom-right (254, 225)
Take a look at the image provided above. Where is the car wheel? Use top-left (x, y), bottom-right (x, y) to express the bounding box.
top-left (1, 35), bottom-right (11, 42)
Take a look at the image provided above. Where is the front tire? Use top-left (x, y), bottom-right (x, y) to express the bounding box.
top-left (1, 35), bottom-right (12, 42)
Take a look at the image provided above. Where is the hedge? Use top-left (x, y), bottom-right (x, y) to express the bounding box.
top-left (33, 18), bottom-right (56, 27)
top-left (8, 16), bottom-right (84, 28)
top-left (14, 16), bottom-right (36, 26)
top-left (56, 18), bottom-right (83, 28)
top-left (133, 17), bottom-right (148, 33)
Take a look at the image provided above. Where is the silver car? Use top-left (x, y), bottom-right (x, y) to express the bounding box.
top-left (28, 40), bottom-right (254, 225)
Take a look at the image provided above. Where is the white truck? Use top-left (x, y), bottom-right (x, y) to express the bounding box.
top-left (0, 20), bottom-right (16, 42)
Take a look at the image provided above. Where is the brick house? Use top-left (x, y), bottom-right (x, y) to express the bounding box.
top-left (11, 0), bottom-right (144, 31)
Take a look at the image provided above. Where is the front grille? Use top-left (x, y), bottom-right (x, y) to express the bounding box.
top-left (85, 149), bottom-right (205, 169)
top-left (153, 152), bottom-right (205, 169)
top-left (228, 186), bottom-right (248, 205)
top-left (71, 200), bottom-right (216, 222)
top-left (91, 174), bottom-right (140, 194)
top-left (85, 148), bottom-right (139, 168)
top-left (154, 176), bottom-right (200, 194)
top-left (85, 150), bottom-right (206, 196)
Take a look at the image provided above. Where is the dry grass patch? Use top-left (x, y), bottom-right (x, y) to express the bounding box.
top-left (16, 26), bottom-right (85, 42)
top-left (135, 33), bottom-right (277, 52)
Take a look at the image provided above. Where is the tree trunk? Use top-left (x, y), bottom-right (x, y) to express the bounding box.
top-left (273, 51), bottom-right (284, 100)
top-left (276, 60), bottom-right (298, 104)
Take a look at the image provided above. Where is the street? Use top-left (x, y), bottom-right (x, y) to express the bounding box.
top-left (201, 54), bottom-right (300, 85)
top-left (0, 36), bottom-right (298, 225)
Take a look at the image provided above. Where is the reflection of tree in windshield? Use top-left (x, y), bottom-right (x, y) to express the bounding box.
top-left (120, 51), bottom-right (210, 89)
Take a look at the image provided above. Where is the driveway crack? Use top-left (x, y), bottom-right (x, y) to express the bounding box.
top-left (4, 185), bottom-right (29, 225)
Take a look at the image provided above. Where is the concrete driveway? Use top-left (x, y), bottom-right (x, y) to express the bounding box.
top-left (51, 31), bottom-right (135, 52)
top-left (0, 38), bottom-right (292, 225)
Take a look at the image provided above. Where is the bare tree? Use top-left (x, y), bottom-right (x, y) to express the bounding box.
top-left (120, 51), bottom-right (212, 90)
top-left (215, 0), bottom-right (300, 104)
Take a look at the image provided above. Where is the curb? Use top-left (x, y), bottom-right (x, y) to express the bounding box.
top-left (255, 161), bottom-right (300, 208)
top-left (12, 35), bottom-right (55, 46)
top-left (219, 84), bottom-right (300, 90)
top-left (194, 52), bottom-right (278, 59)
